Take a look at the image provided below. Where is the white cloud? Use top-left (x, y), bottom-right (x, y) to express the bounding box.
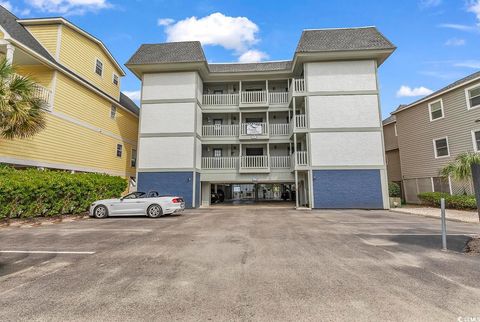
top-left (468, 0), bottom-right (480, 25)
top-left (444, 38), bottom-right (466, 46)
top-left (454, 60), bottom-right (480, 68)
top-left (419, 0), bottom-right (442, 8)
top-left (158, 18), bottom-right (175, 26)
top-left (438, 23), bottom-right (476, 31)
top-left (162, 12), bottom-right (260, 53)
top-left (238, 50), bottom-right (269, 63)
top-left (396, 85), bottom-right (434, 97)
top-left (123, 90), bottom-right (141, 102)
top-left (27, 0), bottom-right (112, 15)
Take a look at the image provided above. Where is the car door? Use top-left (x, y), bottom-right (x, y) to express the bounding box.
top-left (112, 193), bottom-right (147, 215)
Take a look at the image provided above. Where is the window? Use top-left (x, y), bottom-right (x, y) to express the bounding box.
top-left (429, 99), bottom-right (444, 121)
top-left (110, 105), bottom-right (116, 119)
top-left (113, 73), bottom-right (119, 86)
top-left (95, 59), bottom-right (103, 76)
top-left (472, 130), bottom-right (480, 152)
top-left (433, 137), bottom-right (449, 158)
top-left (213, 148), bottom-right (222, 157)
top-left (131, 149), bottom-right (137, 167)
top-left (116, 144), bottom-right (123, 158)
top-left (466, 84), bottom-right (480, 110)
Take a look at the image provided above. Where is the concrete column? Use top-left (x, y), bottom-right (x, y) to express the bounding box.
top-left (6, 43), bottom-right (14, 65)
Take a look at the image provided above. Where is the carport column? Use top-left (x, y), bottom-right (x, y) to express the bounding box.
top-left (6, 43), bottom-right (14, 64)
top-left (295, 170), bottom-right (299, 209)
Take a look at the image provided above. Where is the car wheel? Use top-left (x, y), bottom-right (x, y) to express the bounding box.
top-left (93, 205), bottom-right (108, 219)
top-left (147, 204), bottom-right (163, 218)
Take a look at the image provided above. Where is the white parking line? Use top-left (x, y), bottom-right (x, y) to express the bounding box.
top-left (0, 250), bottom-right (95, 255)
top-left (354, 233), bottom-right (476, 236)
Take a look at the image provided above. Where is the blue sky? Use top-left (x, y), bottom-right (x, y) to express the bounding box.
top-left (5, 0), bottom-right (480, 118)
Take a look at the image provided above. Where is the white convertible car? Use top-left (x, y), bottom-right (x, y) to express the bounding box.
top-left (89, 191), bottom-right (185, 219)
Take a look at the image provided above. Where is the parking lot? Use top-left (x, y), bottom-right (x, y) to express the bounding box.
top-left (1, 207), bottom-right (479, 321)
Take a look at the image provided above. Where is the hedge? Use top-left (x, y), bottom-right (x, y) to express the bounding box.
top-left (389, 182), bottom-right (401, 198)
top-left (417, 192), bottom-right (477, 210)
top-left (0, 166), bottom-right (127, 219)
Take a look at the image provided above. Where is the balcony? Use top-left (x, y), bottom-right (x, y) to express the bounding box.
top-left (270, 156), bottom-right (291, 169)
top-left (202, 157), bottom-right (238, 169)
top-left (202, 124), bottom-right (239, 137)
top-left (240, 90), bottom-right (267, 105)
top-left (240, 155), bottom-right (269, 173)
top-left (293, 78), bottom-right (305, 93)
top-left (291, 151), bottom-right (309, 169)
top-left (240, 122), bottom-right (269, 140)
top-left (269, 123), bottom-right (289, 136)
top-left (268, 92), bottom-right (289, 105)
top-left (33, 84), bottom-right (52, 107)
top-left (289, 114), bottom-right (307, 134)
top-left (203, 93), bottom-right (239, 106)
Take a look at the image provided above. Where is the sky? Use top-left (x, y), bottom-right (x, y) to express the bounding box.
top-left (3, 0), bottom-right (480, 119)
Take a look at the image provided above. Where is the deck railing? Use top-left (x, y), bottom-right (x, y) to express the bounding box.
top-left (202, 93), bottom-right (239, 106)
top-left (268, 92), bottom-right (288, 104)
top-left (202, 157), bottom-right (238, 169)
top-left (240, 122), bottom-right (268, 136)
top-left (269, 123), bottom-right (289, 136)
top-left (202, 124), bottom-right (239, 137)
top-left (241, 90), bottom-right (267, 104)
top-left (296, 151), bottom-right (308, 166)
top-left (294, 78), bottom-right (305, 93)
top-left (270, 156), bottom-right (290, 168)
top-left (33, 84), bottom-right (52, 107)
top-left (240, 155), bottom-right (269, 168)
top-left (295, 114), bottom-right (307, 129)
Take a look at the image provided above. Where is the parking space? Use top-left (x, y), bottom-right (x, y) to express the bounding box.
top-left (0, 209), bottom-right (479, 321)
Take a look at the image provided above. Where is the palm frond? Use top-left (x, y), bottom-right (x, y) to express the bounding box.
top-left (440, 152), bottom-right (480, 182)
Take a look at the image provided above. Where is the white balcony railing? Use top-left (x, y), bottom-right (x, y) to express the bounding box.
top-left (240, 122), bottom-right (268, 136)
top-left (202, 124), bottom-right (239, 137)
top-left (33, 84), bottom-right (52, 107)
top-left (269, 92), bottom-right (288, 105)
top-left (241, 155), bottom-right (269, 168)
top-left (271, 156), bottom-right (290, 168)
top-left (241, 91), bottom-right (267, 104)
top-left (293, 78), bottom-right (305, 93)
top-left (202, 93), bottom-right (239, 106)
top-left (296, 151), bottom-right (308, 166)
top-left (295, 114), bottom-right (307, 129)
top-left (269, 123), bottom-right (289, 136)
top-left (202, 157), bottom-right (238, 169)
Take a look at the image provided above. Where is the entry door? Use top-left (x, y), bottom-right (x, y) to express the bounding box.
top-left (246, 147), bottom-right (263, 156)
top-left (213, 119), bottom-right (222, 135)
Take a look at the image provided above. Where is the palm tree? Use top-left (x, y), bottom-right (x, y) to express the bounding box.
top-left (440, 152), bottom-right (480, 182)
top-left (0, 58), bottom-right (47, 139)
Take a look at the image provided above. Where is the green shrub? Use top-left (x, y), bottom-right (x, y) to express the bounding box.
top-left (389, 182), bottom-right (401, 198)
top-left (417, 192), bottom-right (477, 210)
top-left (0, 167), bottom-right (127, 219)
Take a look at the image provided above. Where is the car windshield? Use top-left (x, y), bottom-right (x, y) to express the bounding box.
top-left (123, 192), bottom-right (146, 199)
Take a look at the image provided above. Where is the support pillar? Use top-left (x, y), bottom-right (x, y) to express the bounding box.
top-left (6, 43), bottom-right (14, 64)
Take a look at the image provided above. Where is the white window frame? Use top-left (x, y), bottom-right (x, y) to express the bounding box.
top-left (112, 73), bottom-right (119, 86)
top-left (465, 83), bottom-right (480, 110)
top-left (428, 99), bottom-right (444, 122)
top-left (116, 144), bottom-right (123, 158)
top-left (433, 136), bottom-right (450, 159)
top-left (94, 58), bottom-right (104, 77)
top-left (110, 105), bottom-right (116, 119)
top-left (471, 129), bottom-right (480, 152)
top-left (131, 148), bottom-right (137, 168)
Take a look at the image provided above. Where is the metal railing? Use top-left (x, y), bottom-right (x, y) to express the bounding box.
top-left (271, 156), bottom-right (290, 168)
top-left (33, 84), bottom-right (52, 107)
top-left (241, 90), bottom-right (267, 104)
top-left (240, 122), bottom-right (268, 136)
top-left (269, 123), bottom-right (289, 136)
top-left (202, 124), bottom-right (239, 137)
top-left (202, 157), bottom-right (238, 169)
top-left (240, 155), bottom-right (269, 168)
top-left (268, 92), bottom-right (288, 104)
top-left (202, 93), bottom-right (239, 106)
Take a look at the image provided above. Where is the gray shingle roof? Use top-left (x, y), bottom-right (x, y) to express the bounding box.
top-left (126, 42), bottom-right (206, 65)
top-left (296, 27), bottom-right (396, 53)
top-left (0, 6), bottom-right (55, 63)
top-left (209, 61), bottom-right (292, 73)
top-left (120, 92), bottom-right (139, 115)
top-left (395, 71), bottom-right (480, 113)
top-left (382, 115), bottom-right (396, 125)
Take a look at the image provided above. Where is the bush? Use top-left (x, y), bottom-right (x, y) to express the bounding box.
top-left (0, 167), bottom-right (127, 219)
top-left (389, 182), bottom-right (401, 198)
top-left (418, 192), bottom-right (477, 210)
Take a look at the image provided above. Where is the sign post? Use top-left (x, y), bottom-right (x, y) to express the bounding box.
top-left (441, 198), bottom-right (447, 251)
top-left (470, 163), bottom-right (480, 222)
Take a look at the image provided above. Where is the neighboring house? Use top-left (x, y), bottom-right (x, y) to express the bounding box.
top-left (382, 114), bottom-right (404, 198)
top-left (126, 27), bottom-right (396, 209)
top-left (0, 6), bottom-right (139, 187)
top-left (387, 71), bottom-right (480, 203)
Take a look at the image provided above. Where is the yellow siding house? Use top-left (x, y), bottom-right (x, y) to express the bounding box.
top-left (0, 6), bottom-right (139, 187)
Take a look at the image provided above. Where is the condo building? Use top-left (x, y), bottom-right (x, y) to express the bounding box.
top-left (126, 27), bottom-right (396, 208)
